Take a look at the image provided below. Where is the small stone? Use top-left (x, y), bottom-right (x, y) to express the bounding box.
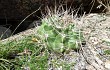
top-left (27, 20), bottom-right (41, 29)
top-left (89, 37), bottom-right (100, 45)
top-left (86, 65), bottom-right (96, 70)
top-left (105, 60), bottom-right (110, 69)
top-left (21, 66), bottom-right (30, 70)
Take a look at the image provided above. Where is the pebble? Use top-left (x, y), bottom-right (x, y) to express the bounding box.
top-left (27, 20), bottom-right (41, 29)
top-left (104, 60), bottom-right (110, 69)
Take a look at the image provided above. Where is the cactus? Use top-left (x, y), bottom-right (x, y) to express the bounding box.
top-left (37, 15), bottom-right (84, 53)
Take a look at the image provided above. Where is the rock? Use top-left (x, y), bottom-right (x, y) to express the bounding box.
top-left (104, 60), bottom-right (110, 69)
top-left (27, 20), bottom-right (41, 29)
top-left (0, 26), bottom-right (11, 39)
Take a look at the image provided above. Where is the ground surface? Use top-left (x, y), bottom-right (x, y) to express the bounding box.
top-left (0, 13), bottom-right (110, 70)
top-left (75, 13), bottom-right (110, 70)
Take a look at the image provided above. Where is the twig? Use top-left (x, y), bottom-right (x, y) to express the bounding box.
top-left (11, 6), bottom-right (42, 35)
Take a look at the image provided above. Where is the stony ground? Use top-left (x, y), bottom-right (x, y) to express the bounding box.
top-left (37, 13), bottom-right (110, 70)
top-left (48, 13), bottom-right (110, 70)
top-left (74, 13), bottom-right (110, 70)
top-left (1, 13), bottom-right (110, 70)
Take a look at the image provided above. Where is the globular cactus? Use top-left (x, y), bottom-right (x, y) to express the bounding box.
top-left (37, 14), bottom-right (84, 53)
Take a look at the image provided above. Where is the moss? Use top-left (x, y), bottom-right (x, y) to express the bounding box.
top-left (104, 50), bottom-right (110, 55)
